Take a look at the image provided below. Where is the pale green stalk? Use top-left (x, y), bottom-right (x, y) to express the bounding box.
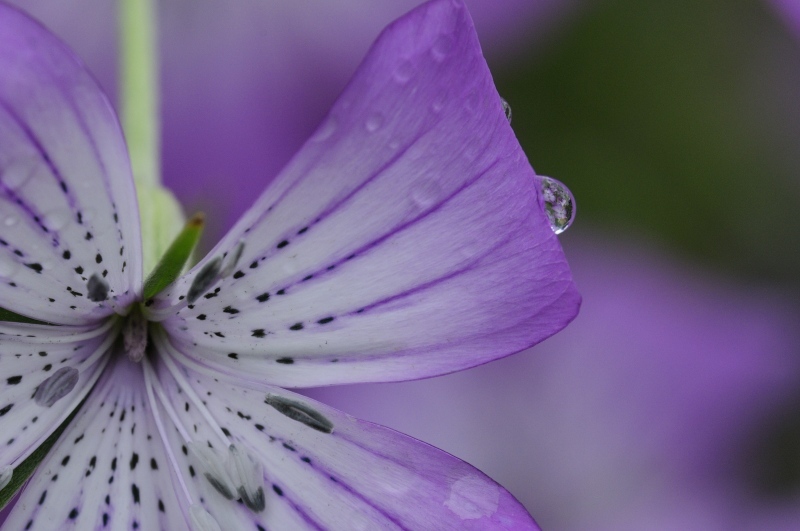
top-left (119, 0), bottom-right (184, 276)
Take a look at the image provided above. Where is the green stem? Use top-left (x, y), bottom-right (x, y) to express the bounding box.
top-left (118, 0), bottom-right (185, 276)
top-left (119, 0), bottom-right (160, 189)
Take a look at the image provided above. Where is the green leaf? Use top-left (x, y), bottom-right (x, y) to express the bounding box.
top-left (0, 400), bottom-right (83, 509)
top-left (0, 308), bottom-right (52, 326)
top-left (142, 212), bottom-right (205, 300)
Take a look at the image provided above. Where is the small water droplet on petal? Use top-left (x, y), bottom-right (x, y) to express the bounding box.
top-left (411, 179), bottom-right (443, 209)
top-left (500, 98), bottom-right (512, 123)
top-left (394, 60), bottom-right (414, 83)
top-left (2, 157), bottom-right (37, 190)
top-left (538, 176), bottom-right (575, 234)
top-left (0, 256), bottom-right (18, 277)
top-left (44, 210), bottom-right (71, 231)
top-left (313, 117), bottom-right (338, 142)
top-left (4, 216), bottom-right (18, 227)
top-left (365, 113), bottom-right (384, 133)
top-left (431, 94), bottom-right (446, 114)
top-left (431, 35), bottom-right (454, 61)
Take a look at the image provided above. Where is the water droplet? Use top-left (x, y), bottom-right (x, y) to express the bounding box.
top-left (81, 209), bottom-right (96, 223)
top-left (44, 210), bottom-right (70, 231)
top-left (411, 180), bottom-right (443, 209)
top-left (500, 98), bottom-right (512, 123)
top-left (465, 90), bottom-right (480, 114)
top-left (2, 157), bottom-right (37, 190)
top-left (365, 113), bottom-right (384, 133)
top-left (4, 216), bottom-right (18, 227)
top-left (282, 262), bottom-right (298, 275)
top-left (431, 35), bottom-right (454, 62)
top-left (459, 244), bottom-right (478, 259)
top-left (539, 176), bottom-right (575, 235)
top-left (0, 256), bottom-right (18, 277)
top-left (313, 117), bottom-right (338, 142)
top-left (430, 94), bottom-right (446, 114)
top-left (394, 60), bottom-right (414, 83)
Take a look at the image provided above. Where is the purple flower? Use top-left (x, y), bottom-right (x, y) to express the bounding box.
top-left (0, 1), bottom-right (579, 528)
top-left (8, 0), bottom-right (578, 245)
top-left (309, 236), bottom-right (800, 528)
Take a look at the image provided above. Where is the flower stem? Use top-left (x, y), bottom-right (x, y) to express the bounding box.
top-left (119, 0), bottom-right (160, 188)
top-left (118, 0), bottom-right (186, 278)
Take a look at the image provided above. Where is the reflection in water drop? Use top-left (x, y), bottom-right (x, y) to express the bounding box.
top-left (500, 98), bottom-right (512, 123)
top-left (539, 176), bottom-right (575, 235)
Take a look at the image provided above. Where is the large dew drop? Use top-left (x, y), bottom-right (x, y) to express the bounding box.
top-left (500, 98), bottom-right (512, 123)
top-left (539, 176), bottom-right (575, 235)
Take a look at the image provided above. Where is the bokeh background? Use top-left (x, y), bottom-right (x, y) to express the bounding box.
top-left (3, 0), bottom-right (800, 528)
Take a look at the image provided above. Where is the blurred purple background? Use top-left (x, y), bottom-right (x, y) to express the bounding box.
top-left (4, 0), bottom-right (800, 528)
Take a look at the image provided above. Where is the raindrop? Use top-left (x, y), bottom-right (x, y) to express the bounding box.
top-left (80, 209), bottom-right (96, 223)
top-left (365, 113), bottom-right (384, 133)
top-left (44, 210), bottom-right (70, 231)
top-left (430, 94), bottom-right (446, 114)
top-left (431, 35), bottom-right (454, 61)
top-left (4, 216), bottom-right (18, 228)
top-left (2, 157), bottom-right (37, 190)
top-left (411, 179), bottom-right (442, 209)
top-left (500, 98), bottom-right (512, 123)
top-left (539, 176), bottom-right (575, 235)
top-left (312, 117), bottom-right (338, 142)
top-left (393, 60), bottom-right (414, 83)
top-left (0, 256), bottom-right (18, 277)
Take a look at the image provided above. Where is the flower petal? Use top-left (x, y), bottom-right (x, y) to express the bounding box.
top-left (2, 356), bottom-right (189, 530)
top-left (168, 360), bottom-right (539, 530)
top-left (0, 4), bottom-right (142, 325)
top-left (152, 0), bottom-right (579, 386)
top-left (0, 321), bottom-right (115, 478)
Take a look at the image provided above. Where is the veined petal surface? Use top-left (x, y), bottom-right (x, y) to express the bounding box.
top-left (3, 356), bottom-right (189, 530)
top-left (145, 342), bottom-right (538, 530)
top-left (0, 320), bottom-right (115, 479)
top-left (152, 0), bottom-right (580, 387)
top-left (0, 4), bottom-right (142, 325)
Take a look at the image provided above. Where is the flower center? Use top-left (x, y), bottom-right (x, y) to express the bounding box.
top-left (122, 305), bottom-right (149, 362)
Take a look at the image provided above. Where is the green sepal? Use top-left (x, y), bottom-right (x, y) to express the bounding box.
top-left (0, 308), bottom-right (52, 326)
top-left (0, 400), bottom-right (83, 510)
top-left (142, 212), bottom-right (205, 300)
